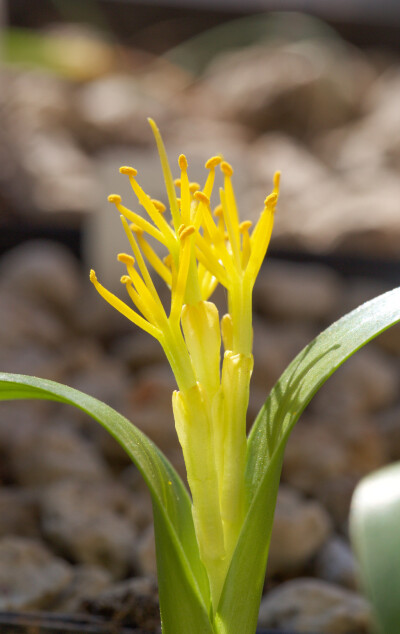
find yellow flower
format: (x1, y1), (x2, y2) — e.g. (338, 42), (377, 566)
(90, 119), (279, 607)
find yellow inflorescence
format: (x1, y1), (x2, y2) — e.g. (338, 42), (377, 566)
(90, 119), (280, 607)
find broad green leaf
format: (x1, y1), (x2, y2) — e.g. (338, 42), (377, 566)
(0, 374), (212, 632)
(350, 462), (400, 634)
(216, 287), (400, 634)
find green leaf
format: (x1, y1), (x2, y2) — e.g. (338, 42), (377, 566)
(216, 287), (400, 634)
(0, 374), (212, 633)
(350, 461), (400, 634)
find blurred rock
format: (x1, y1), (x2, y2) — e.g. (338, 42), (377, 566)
(4, 70), (72, 130)
(119, 479), (154, 531)
(253, 259), (343, 323)
(0, 536), (72, 610)
(311, 348), (398, 416)
(0, 240), (82, 316)
(23, 130), (99, 215)
(267, 485), (332, 578)
(110, 333), (166, 371)
(127, 364), (178, 453)
(203, 40), (372, 135)
(0, 288), (67, 347)
(81, 576), (160, 631)
(52, 564), (112, 613)
(75, 75), (172, 147)
(258, 578), (371, 633)
(250, 131), (335, 199)
(374, 405), (400, 461)
(313, 536), (358, 589)
(0, 488), (40, 538)
(136, 524), (157, 578)
(376, 323), (400, 356)
(250, 318), (317, 403)
(40, 480), (138, 578)
(10, 423), (110, 487)
(282, 415), (386, 523)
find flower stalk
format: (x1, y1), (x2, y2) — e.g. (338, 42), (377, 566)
(90, 119), (280, 610)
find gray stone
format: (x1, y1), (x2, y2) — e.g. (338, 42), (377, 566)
(136, 524), (157, 578)
(283, 415), (386, 493)
(0, 536), (72, 610)
(0, 240), (81, 315)
(127, 364), (179, 454)
(311, 348), (398, 416)
(0, 287), (67, 347)
(52, 564), (112, 613)
(0, 488), (40, 538)
(374, 405), (400, 461)
(250, 318), (317, 402)
(253, 260), (343, 323)
(11, 423), (110, 486)
(81, 576), (160, 631)
(75, 74), (172, 147)
(314, 537), (358, 589)
(283, 415), (386, 526)
(203, 38), (370, 134)
(267, 486), (332, 578)
(110, 333), (167, 371)
(40, 480), (138, 578)
(258, 578), (371, 633)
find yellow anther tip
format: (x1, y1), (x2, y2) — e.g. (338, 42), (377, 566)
(119, 166), (137, 176)
(220, 161), (233, 177)
(194, 191), (210, 205)
(130, 223), (143, 236)
(178, 154), (188, 171)
(164, 254), (173, 267)
(108, 194), (121, 204)
(205, 156), (222, 170)
(174, 178), (181, 187)
(151, 199), (166, 213)
(89, 269), (97, 283)
(274, 171), (281, 188)
(239, 220), (253, 233)
(179, 224), (196, 241)
(120, 275), (131, 284)
(189, 182), (200, 193)
(118, 253), (135, 266)
(264, 192), (278, 207)
(214, 204), (223, 217)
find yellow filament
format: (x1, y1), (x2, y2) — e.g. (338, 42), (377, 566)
(195, 233), (229, 287)
(179, 154), (191, 225)
(124, 174), (176, 252)
(246, 189), (278, 284)
(120, 216), (166, 313)
(133, 229), (172, 286)
(214, 204), (225, 233)
(170, 230), (193, 323)
(120, 271), (157, 324)
(89, 270), (160, 338)
(220, 188), (242, 272)
(120, 254), (167, 326)
(148, 118), (181, 231)
(240, 220), (252, 269)
(108, 195), (166, 246)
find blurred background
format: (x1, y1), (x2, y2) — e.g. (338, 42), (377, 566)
(0, 1), (400, 632)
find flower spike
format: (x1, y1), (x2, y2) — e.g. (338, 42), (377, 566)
(90, 120), (279, 609)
